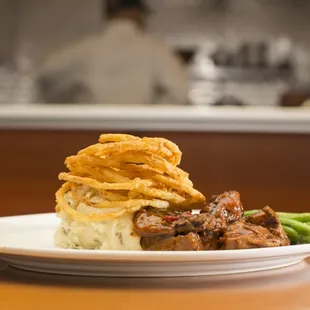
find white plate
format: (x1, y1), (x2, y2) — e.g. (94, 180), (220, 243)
(0, 213), (310, 277)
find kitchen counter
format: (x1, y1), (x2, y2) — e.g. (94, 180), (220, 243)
(0, 104), (310, 133)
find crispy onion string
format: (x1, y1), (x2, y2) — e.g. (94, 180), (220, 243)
(56, 134), (206, 222)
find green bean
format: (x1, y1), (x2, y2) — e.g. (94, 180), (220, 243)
(245, 211), (310, 222)
(298, 235), (310, 244)
(279, 217), (310, 236)
(283, 225), (299, 243)
(276, 212), (310, 223)
(243, 210), (259, 217)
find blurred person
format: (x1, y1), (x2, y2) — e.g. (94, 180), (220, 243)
(37, 0), (188, 105)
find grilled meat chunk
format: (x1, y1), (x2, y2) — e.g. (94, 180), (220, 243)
(134, 207), (175, 237)
(202, 190), (244, 233)
(134, 206), (221, 251)
(141, 231), (219, 251)
(199, 230), (219, 250)
(133, 191), (289, 251)
(221, 219), (286, 249)
(173, 213), (210, 234)
(134, 191), (243, 238)
(134, 207), (210, 237)
(141, 232), (204, 251)
(245, 206), (290, 246)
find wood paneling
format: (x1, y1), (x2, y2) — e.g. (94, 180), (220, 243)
(1, 130), (309, 216)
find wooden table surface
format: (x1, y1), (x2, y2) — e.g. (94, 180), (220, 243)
(1, 259), (310, 310)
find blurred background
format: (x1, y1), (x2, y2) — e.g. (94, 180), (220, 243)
(1, 0), (310, 216)
(1, 0), (310, 106)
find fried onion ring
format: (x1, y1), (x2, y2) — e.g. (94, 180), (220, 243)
(55, 134), (206, 222)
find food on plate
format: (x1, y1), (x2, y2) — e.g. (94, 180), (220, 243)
(223, 206), (290, 249)
(134, 191), (242, 250)
(134, 193), (290, 250)
(244, 210), (310, 245)
(54, 132), (300, 251)
(54, 133), (205, 250)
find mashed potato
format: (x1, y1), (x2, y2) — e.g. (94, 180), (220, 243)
(54, 191), (142, 250)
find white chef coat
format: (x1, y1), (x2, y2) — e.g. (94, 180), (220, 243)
(39, 20), (188, 105)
